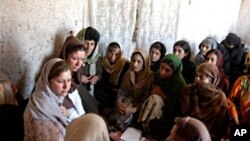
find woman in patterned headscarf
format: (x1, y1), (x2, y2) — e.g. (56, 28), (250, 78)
(24, 58), (71, 141)
(180, 62), (229, 141)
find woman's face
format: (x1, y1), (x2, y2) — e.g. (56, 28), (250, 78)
(131, 54), (144, 73)
(84, 40), (95, 56)
(66, 51), (86, 72)
(195, 71), (211, 84)
(107, 48), (121, 64)
(173, 46), (186, 59)
(159, 62), (173, 79)
(150, 48), (161, 62)
(49, 70), (72, 97)
(200, 43), (212, 55)
(206, 53), (217, 65)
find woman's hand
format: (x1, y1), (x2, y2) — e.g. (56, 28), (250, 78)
(88, 75), (99, 85)
(152, 86), (166, 100)
(81, 75), (90, 84)
(59, 105), (68, 117)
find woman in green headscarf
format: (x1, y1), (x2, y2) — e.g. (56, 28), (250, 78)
(137, 54), (186, 140)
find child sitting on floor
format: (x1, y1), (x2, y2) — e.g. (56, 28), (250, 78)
(106, 89), (137, 132)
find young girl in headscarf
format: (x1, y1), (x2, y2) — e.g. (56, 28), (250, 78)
(173, 40), (196, 84)
(180, 62), (229, 141)
(138, 54), (186, 140)
(194, 37), (218, 66)
(76, 26), (102, 113)
(205, 49), (230, 95)
(120, 48), (154, 108)
(149, 41), (166, 73)
(24, 59), (71, 141)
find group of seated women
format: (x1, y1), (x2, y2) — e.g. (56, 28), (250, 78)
(1, 27), (250, 141)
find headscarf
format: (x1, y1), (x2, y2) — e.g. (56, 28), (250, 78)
(60, 35), (85, 61)
(76, 27), (101, 95)
(102, 42), (129, 85)
(197, 63), (219, 84)
(60, 35), (85, 91)
(155, 54), (186, 96)
(199, 37), (218, 50)
(167, 116), (211, 141)
(24, 58), (68, 135)
(224, 33), (241, 48)
(121, 48), (153, 105)
(65, 114), (110, 141)
(211, 49), (230, 94)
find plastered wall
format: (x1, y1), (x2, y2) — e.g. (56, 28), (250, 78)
(1, 0), (250, 98)
(0, 0), (84, 98)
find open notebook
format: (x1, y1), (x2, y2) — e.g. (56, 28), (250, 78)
(120, 127), (142, 141)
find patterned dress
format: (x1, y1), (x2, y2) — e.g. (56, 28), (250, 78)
(228, 75), (250, 125)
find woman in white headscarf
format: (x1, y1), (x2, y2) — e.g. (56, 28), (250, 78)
(23, 58), (71, 141)
(76, 27), (101, 113)
(65, 113), (110, 141)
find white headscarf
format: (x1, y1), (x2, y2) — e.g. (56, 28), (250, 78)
(76, 27), (100, 96)
(24, 58), (68, 135)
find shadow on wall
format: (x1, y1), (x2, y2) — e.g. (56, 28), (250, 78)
(0, 39), (25, 96)
(26, 29), (67, 97)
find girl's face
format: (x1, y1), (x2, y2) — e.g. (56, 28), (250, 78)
(200, 43), (212, 55)
(66, 51), (86, 72)
(150, 48), (161, 62)
(173, 46), (186, 59)
(49, 70), (72, 97)
(206, 53), (217, 65)
(195, 71), (211, 84)
(159, 62), (173, 79)
(107, 48), (121, 64)
(131, 54), (144, 73)
(84, 40), (95, 56)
